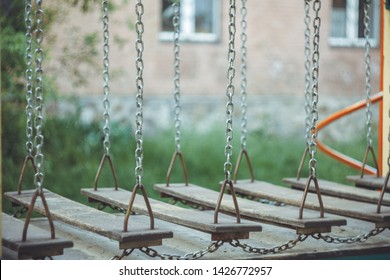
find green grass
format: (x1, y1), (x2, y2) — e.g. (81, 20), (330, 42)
(2, 105), (377, 215)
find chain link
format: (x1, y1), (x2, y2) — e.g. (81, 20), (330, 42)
(172, 1), (182, 153)
(111, 249), (134, 260)
(363, 0), (373, 148)
(308, 0), (321, 177)
(102, 0), (111, 155)
(229, 234), (308, 255)
(224, 0), (237, 180)
(312, 227), (389, 244)
(134, 0), (145, 185)
(34, 0), (45, 194)
(304, 0), (312, 148)
(239, 0), (248, 150)
(25, 0), (34, 156)
(138, 240), (225, 260)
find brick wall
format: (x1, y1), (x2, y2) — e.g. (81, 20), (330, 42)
(47, 0), (381, 99)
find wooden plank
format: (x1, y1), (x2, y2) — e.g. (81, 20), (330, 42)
(4, 190), (173, 249)
(346, 175), (390, 192)
(81, 188), (262, 241)
(153, 183), (347, 233)
(2, 213), (73, 259)
(233, 179), (390, 225)
(283, 177), (390, 205)
(15, 214), (390, 260)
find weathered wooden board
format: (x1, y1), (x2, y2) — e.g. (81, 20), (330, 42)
(2, 213), (73, 259)
(4, 190), (173, 249)
(283, 177), (390, 206)
(4, 214), (389, 260)
(81, 188), (262, 241)
(153, 183), (347, 233)
(233, 179), (390, 225)
(346, 175), (389, 192)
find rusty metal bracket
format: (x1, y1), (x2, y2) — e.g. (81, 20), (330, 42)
(233, 148), (255, 183)
(94, 153), (119, 191)
(166, 151), (189, 186)
(299, 175), (324, 219)
(22, 189), (55, 241)
(214, 179), (241, 224)
(17, 155), (37, 194)
(377, 171), (390, 213)
(123, 183), (155, 231)
(360, 145), (380, 178)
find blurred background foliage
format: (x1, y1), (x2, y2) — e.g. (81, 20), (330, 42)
(1, 0), (371, 216)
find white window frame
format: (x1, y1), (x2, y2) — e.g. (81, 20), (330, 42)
(159, 0), (220, 43)
(329, 0), (380, 47)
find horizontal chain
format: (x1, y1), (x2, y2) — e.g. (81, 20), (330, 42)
(169, 197), (210, 211)
(229, 234), (308, 255)
(111, 249), (134, 260)
(110, 227), (389, 259)
(311, 227), (389, 244)
(138, 241), (225, 260)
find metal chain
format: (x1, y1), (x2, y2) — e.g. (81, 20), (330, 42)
(239, 0), (248, 150)
(134, 0), (145, 185)
(102, 0), (111, 155)
(111, 249), (134, 260)
(169, 197), (210, 211)
(138, 240), (225, 260)
(304, 0), (312, 148)
(312, 227), (389, 244)
(224, 0), (237, 180)
(33, 0), (45, 194)
(363, 0), (373, 148)
(172, 1), (182, 153)
(25, 0), (34, 156)
(229, 234), (308, 255)
(308, 0), (321, 177)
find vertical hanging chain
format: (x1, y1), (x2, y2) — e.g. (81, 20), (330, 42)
(34, 0), (45, 194)
(102, 0), (111, 155)
(308, 0), (321, 177)
(363, 0), (372, 148)
(25, 0), (34, 156)
(304, 0), (312, 148)
(172, 1), (181, 153)
(224, 0), (236, 180)
(134, 0), (145, 185)
(295, 0), (312, 180)
(239, 0), (248, 151)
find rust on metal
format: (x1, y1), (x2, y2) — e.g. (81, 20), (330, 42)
(17, 155), (37, 194)
(166, 151), (189, 186)
(214, 179), (241, 224)
(22, 189), (55, 241)
(94, 153), (118, 191)
(123, 183), (155, 231)
(233, 148), (254, 183)
(299, 175), (324, 219)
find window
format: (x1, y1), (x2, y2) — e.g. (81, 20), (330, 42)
(329, 0), (380, 47)
(160, 0), (220, 42)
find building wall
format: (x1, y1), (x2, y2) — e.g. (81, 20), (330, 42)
(48, 0), (381, 99)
